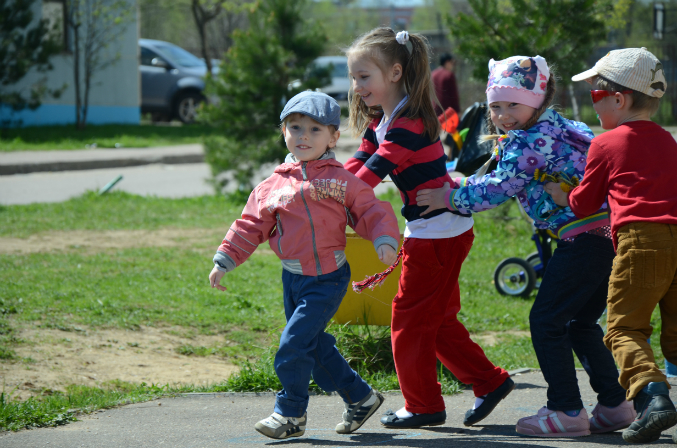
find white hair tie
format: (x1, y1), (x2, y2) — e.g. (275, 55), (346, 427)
(396, 31), (409, 45)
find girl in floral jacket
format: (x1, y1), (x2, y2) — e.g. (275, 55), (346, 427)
(417, 55), (634, 438)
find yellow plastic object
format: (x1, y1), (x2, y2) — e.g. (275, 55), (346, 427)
(451, 130), (463, 151)
(332, 232), (403, 326)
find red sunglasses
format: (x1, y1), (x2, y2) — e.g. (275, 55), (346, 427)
(590, 89), (633, 103)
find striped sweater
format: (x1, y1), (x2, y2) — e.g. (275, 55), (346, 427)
(344, 115), (467, 222)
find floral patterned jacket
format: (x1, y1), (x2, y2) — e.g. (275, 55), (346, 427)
(446, 109), (609, 239)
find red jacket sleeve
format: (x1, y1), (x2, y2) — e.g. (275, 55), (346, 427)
(345, 175), (400, 250)
(568, 140), (611, 219)
(216, 184), (276, 268)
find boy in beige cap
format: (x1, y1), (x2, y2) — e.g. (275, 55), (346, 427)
(546, 47), (677, 444)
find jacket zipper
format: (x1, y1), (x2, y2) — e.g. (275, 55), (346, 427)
(300, 161), (322, 275)
(276, 214), (283, 254)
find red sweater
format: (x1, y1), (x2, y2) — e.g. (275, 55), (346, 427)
(568, 121), (677, 247)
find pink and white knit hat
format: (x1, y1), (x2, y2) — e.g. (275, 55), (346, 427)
(486, 55), (550, 108)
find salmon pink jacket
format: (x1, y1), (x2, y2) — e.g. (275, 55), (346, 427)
(213, 153), (400, 277)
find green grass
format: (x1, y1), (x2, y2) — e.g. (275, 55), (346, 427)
(0, 381), (212, 431)
(0, 124), (221, 151)
(484, 335), (539, 371)
(0, 191), (242, 238)
(0, 248), (285, 351)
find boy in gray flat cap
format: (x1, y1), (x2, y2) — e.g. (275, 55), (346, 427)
(209, 91), (400, 440)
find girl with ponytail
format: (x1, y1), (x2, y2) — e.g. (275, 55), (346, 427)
(344, 27), (513, 429)
(417, 55), (633, 437)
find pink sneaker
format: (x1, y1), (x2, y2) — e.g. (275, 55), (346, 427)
(516, 406), (590, 437)
(589, 400), (635, 433)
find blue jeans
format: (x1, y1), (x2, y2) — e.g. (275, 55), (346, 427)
(530, 233), (627, 411)
(274, 263), (371, 417)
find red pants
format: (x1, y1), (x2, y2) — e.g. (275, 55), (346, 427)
(392, 229), (509, 414)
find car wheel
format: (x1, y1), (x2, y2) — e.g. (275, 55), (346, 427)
(175, 92), (203, 124)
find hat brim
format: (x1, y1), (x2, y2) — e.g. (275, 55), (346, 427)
(571, 68), (598, 82)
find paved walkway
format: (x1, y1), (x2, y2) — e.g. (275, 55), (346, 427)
(0, 138), (364, 175)
(2, 370), (676, 447)
(0, 139), (394, 205)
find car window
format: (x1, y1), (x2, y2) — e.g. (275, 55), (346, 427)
(309, 60), (348, 79)
(329, 62), (348, 78)
(154, 43), (204, 68)
(141, 47), (162, 66)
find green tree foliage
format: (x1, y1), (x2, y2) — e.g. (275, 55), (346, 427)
(606, 0), (665, 48)
(200, 0), (329, 192)
(0, 0), (62, 111)
(446, 0), (612, 83)
(307, 1), (381, 51)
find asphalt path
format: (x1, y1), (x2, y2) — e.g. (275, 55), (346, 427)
(0, 149), (395, 206)
(2, 370), (676, 447)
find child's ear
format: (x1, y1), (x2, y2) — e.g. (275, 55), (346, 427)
(390, 63), (403, 83)
(328, 130), (340, 148)
(615, 92), (630, 110)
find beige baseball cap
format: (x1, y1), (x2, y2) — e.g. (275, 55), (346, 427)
(572, 47), (667, 98)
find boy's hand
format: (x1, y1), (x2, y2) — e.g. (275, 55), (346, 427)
(416, 182), (451, 216)
(544, 182), (570, 207)
(377, 244), (397, 266)
(209, 266), (227, 291)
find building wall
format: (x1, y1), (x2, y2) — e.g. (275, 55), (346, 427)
(0, 0), (140, 127)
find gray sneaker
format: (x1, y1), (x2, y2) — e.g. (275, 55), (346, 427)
(254, 412), (306, 439)
(336, 390), (385, 434)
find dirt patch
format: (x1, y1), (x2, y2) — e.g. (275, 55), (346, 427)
(0, 325), (241, 401)
(471, 330), (531, 346)
(0, 228), (276, 256)
(0, 228), (220, 254)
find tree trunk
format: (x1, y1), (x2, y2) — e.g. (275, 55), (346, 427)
(567, 83), (581, 122)
(191, 0), (222, 75)
(191, 1), (212, 74)
(73, 24), (82, 129)
(83, 44), (91, 129)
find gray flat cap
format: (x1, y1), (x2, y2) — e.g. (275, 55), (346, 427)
(280, 91), (341, 127)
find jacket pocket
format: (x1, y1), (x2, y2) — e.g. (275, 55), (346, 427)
(629, 248), (671, 289)
(276, 214), (284, 255)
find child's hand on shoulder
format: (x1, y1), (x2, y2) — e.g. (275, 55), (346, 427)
(544, 182), (570, 207)
(416, 182), (451, 215)
(377, 244), (397, 266)
(209, 266), (227, 291)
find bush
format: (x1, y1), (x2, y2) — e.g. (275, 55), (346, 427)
(200, 0), (331, 192)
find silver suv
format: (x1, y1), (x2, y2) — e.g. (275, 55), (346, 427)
(309, 56), (349, 104)
(139, 39), (218, 123)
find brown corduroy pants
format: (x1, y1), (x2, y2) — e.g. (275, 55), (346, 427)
(604, 222), (677, 399)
